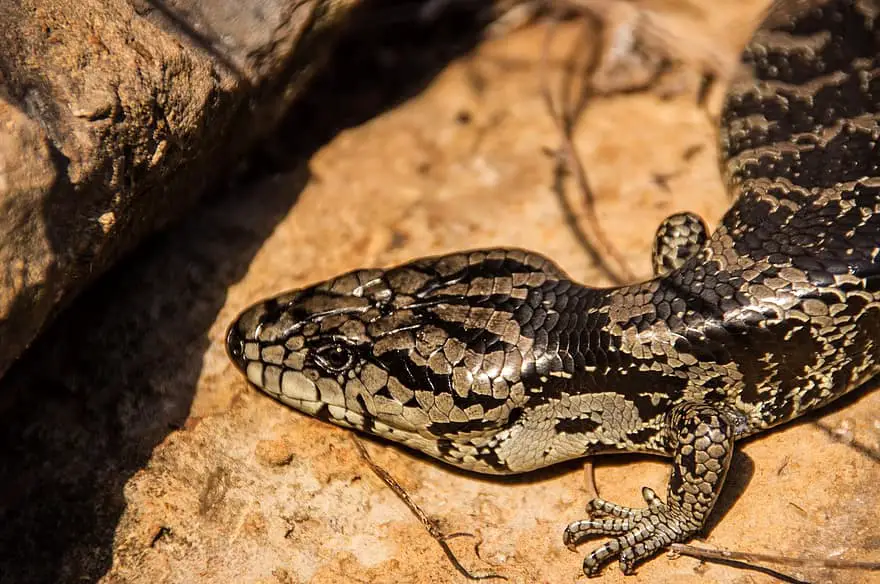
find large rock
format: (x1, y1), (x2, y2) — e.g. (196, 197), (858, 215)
(0, 0), (356, 380)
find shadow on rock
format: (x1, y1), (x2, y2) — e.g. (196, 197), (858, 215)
(0, 167), (306, 583)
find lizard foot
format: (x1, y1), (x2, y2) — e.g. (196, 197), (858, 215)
(563, 486), (699, 577)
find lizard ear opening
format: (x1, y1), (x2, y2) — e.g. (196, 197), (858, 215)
(508, 407), (524, 426)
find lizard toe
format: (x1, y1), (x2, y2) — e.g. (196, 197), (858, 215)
(569, 488), (701, 576)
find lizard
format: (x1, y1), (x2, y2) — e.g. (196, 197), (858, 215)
(226, 0), (880, 576)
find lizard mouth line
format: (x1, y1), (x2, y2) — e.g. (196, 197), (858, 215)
(257, 379), (448, 452)
(246, 367), (420, 437)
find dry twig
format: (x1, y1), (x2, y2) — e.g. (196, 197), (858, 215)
(352, 436), (506, 581)
(539, 14), (636, 285)
(672, 542), (880, 583)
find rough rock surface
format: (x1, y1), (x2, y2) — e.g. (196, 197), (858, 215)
(1, 1), (877, 583)
(0, 0), (357, 381)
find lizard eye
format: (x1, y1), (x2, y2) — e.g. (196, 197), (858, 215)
(314, 343), (355, 372)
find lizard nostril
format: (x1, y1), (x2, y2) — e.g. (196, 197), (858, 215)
(226, 324), (246, 368)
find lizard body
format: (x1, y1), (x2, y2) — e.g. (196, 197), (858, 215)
(227, 0), (880, 575)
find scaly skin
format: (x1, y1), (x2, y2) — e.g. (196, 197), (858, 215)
(227, 0), (880, 576)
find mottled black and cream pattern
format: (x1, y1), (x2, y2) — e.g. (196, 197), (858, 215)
(227, 0), (880, 576)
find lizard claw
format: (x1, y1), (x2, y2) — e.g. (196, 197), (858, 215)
(563, 487), (699, 576)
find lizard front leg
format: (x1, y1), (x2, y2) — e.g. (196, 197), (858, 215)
(651, 212), (708, 276)
(564, 402), (737, 576)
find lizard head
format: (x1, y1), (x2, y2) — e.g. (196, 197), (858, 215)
(227, 249), (585, 473)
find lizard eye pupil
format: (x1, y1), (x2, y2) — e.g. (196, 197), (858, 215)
(315, 344), (354, 372)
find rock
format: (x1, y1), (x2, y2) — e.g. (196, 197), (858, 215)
(0, 0), (357, 380)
